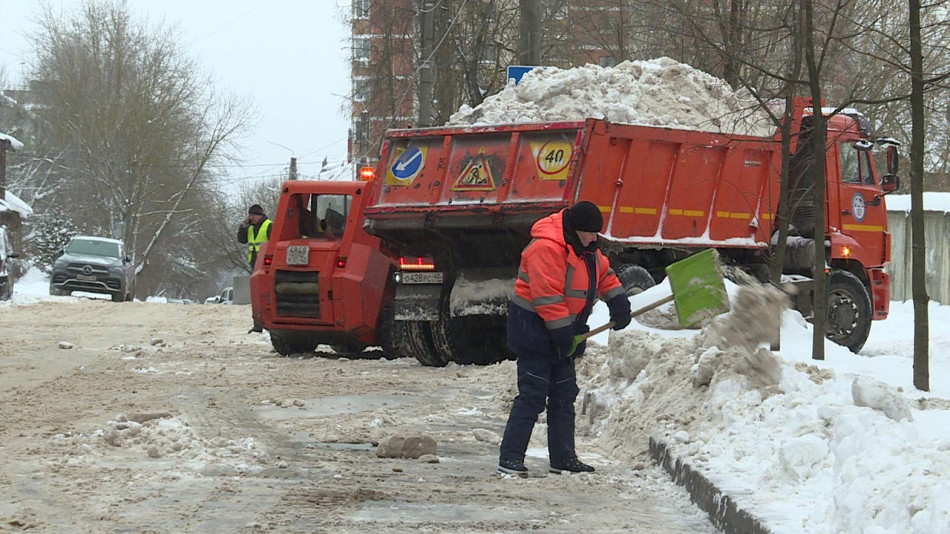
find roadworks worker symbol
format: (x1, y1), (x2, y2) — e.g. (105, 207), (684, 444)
(453, 154), (496, 191)
(532, 139), (573, 181)
(386, 145), (428, 186)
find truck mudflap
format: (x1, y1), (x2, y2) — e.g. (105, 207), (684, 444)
(448, 271), (514, 317)
(868, 268), (890, 319)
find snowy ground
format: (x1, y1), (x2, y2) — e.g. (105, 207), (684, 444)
(3, 268), (949, 533)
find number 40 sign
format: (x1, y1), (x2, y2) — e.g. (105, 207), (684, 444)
(532, 140), (573, 181)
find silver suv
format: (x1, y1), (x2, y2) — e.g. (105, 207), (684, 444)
(49, 236), (135, 302)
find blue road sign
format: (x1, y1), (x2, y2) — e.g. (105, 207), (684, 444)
(391, 146), (424, 179)
(507, 65), (537, 85)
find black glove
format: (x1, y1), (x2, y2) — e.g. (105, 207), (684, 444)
(607, 294), (632, 331)
(550, 325), (575, 359)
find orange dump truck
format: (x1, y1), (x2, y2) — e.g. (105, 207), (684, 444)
(249, 180), (398, 357)
(363, 98), (899, 365)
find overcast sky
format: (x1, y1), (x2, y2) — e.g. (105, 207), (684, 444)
(0, 0), (352, 188)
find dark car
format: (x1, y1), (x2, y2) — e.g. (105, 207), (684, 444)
(49, 236), (135, 302)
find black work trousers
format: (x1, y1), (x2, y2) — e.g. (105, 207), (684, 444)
(499, 348), (580, 464)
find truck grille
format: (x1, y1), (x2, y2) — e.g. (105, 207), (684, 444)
(274, 270), (320, 317)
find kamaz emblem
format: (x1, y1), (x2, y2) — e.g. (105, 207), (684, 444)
(852, 192), (866, 222)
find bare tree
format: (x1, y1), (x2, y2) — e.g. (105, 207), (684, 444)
(908, 0), (929, 390)
(25, 0), (251, 297)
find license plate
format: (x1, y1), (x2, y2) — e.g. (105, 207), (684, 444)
(286, 246), (310, 266)
(401, 271), (445, 284)
(76, 274), (96, 281)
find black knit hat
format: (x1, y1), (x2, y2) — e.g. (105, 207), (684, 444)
(248, 204), (265, 216)
(567, 201), (603, 232)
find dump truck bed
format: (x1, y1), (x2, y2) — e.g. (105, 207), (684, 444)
(365, 119), (780, 249)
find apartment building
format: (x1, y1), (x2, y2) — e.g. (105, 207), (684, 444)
(349, 0), (626, 166)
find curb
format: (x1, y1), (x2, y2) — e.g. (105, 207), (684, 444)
(649, 437), (772, 534)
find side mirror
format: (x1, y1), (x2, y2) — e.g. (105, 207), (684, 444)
(882, 174), (900, 193)
(124, 256), (132, 263)
(8, 252), (19, 259)
(881, 145), (900, 193)
(886, 145), (899, 175)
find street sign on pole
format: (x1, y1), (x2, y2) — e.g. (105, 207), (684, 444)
(507, 65), (538, 85)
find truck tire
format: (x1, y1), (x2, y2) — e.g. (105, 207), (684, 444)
(270, 334), (318, 357)
(431, 308), (511, 365)
(616, 264), (656, 295)
(826, 269), (872, 353)
(377, 305), (403, 360)
(390, 319), (446, 367)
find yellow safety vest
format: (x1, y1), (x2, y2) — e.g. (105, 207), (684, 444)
(247, 219), (272, 263)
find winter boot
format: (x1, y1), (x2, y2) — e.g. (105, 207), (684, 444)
(549, 457), (595, 474)
(497, 457), (528, 476)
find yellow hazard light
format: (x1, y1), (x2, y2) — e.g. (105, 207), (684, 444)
(360, 166), (375, 180)
(841, 245), (852, 257)
(400, 256), (436, 271)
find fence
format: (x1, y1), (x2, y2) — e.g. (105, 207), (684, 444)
(886, 196), (950, 303)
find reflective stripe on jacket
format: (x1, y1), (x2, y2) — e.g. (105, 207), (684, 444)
(246, 219), (272, 262)
(511, 209), (625, 332)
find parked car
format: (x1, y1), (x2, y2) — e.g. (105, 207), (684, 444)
(49, 235), (135, 302)
(204, 287), (233, 305)
(0, 225), (19, 301)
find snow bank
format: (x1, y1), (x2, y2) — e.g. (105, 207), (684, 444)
(580, 282), (950, 533)
(447, 57), (775, 137)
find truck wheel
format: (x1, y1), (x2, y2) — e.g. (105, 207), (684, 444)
(403, 321), (447, 367)
(826, 269), (872, 353)
(270, 334), (318, 357)
(431, 307), (511, 366)
(376, 305), (402, 360)
(616, 264), (655, 295)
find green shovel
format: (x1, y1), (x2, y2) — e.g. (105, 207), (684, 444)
(569, 248), (731, 355)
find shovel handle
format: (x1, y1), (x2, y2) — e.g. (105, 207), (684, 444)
(575, 293), (676, 344)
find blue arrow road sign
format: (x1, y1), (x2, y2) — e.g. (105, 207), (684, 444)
(391, 146), (424, 179)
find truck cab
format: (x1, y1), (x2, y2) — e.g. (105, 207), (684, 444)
(250, 180), (396, 356)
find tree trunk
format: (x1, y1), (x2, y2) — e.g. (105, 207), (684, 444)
(909, 0), (929, 391)
(518, 0), (541, 65)
(804, 0), (827, 361)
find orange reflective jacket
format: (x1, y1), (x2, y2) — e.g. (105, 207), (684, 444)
(511, 209), (625, 331)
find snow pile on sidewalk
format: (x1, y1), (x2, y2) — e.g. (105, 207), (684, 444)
(579, 282), (950, 534)
(447, 57), (774, 137)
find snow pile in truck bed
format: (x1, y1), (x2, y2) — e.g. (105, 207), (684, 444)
(447, 57), (775, 137)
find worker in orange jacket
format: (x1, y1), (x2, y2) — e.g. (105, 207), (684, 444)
(498, 201), (631, 476)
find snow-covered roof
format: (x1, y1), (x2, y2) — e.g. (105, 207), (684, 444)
(0, 189), (33, 219)
(0, 132), (24, 151)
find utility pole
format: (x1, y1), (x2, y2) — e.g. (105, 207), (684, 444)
(518, 0), (542, 66)
(417, 0), (436, 127)
(290, 157), (298, 180)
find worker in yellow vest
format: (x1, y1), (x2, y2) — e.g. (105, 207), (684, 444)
(237, 204), (272, 333)
(238, 204), (272, 268)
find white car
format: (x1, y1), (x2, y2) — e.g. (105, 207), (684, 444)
(205, 287), (233, 305)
